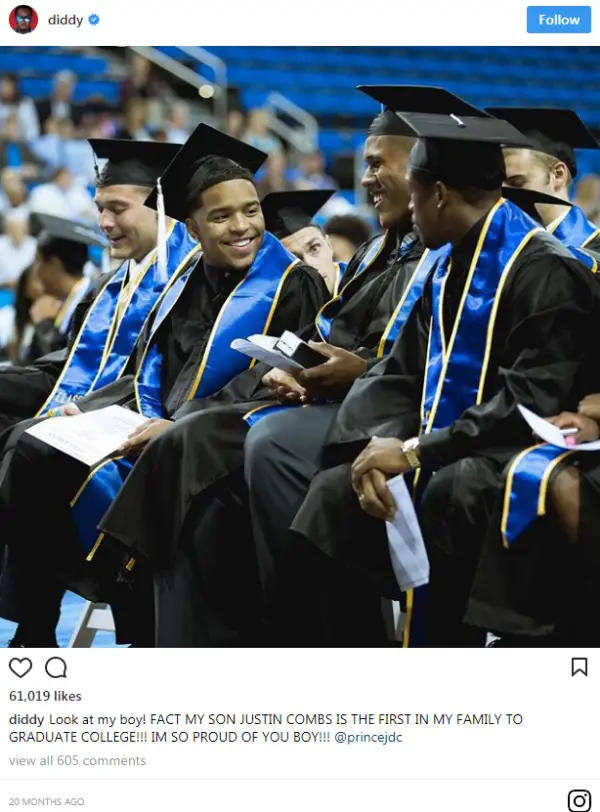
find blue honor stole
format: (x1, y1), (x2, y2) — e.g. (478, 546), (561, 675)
(135, 231), (300, 418)
(500, 443), (575, 548)
(316, 232), (389, 341)
(402, 199), (542, 647)
(37, 221), (199, 416)
(73, 232), (299, 561)
(54, 277), (92, 336)
(376, 247), (446, 359)
(548, 204), (600, 248)
(567, 245), (598, 274)
(333, 261), (347, 296)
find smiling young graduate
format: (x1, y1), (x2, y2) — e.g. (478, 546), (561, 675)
(94, 91), (444, 648)
(486, 106), (600, 251)
(246, 87), (600, 648)
(0, 123), (328, 648)
(0, 139), (197, 434)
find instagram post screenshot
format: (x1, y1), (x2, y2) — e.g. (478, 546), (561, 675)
(0, 4), (598, 809)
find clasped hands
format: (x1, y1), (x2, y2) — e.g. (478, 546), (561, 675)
(351, 436), (415, 522)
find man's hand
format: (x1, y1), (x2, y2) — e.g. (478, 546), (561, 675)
(118, 418), (173, 456)
(30, 295), (62, 325)
(262, 368), (307, 404)
(356, 469), (397, 521)
(578, 393), (600, 422)
(351, 436), (411, 493)
(298, 342), (367, 397)
(48, 403), (81, 418)
(548, 411), (600, 443)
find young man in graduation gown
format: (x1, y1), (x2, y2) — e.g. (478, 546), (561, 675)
(16, 215), (103, 366)
(97, 91), (441, 647)
(487, 107), (600, 252)
(247, 87), (600, 647)
(0, 139), (196, 434)
(1, 124), (327, 648)
(0, 138), (199, 644)
(261, 189), (343, 294)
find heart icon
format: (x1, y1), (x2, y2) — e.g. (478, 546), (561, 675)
(9, 657), (33, 678)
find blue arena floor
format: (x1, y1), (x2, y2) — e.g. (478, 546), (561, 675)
(0, 591), (117, 647)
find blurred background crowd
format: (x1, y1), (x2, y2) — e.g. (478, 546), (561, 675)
(0, 44), (598, 369)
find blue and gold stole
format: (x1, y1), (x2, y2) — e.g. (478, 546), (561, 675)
(54, 277), (92, 336)
(332, 261), (347, 296)
(74, 231), (300, 560)
(37, 220), (199, 416)
(402, 199), (542, 647)
(548, 204), (600, 249)
(375, 247), (446, 359)
(316, 232), (390, 341)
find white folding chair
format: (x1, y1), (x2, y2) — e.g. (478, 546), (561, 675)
(69, 601), (115, 647)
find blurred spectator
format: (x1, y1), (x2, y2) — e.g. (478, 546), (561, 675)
(35, 70), (81, 129)
(0, 213), (37, 289)
(115, 98), (151, 141)
(0, 74), (40, 141)
(0, 169), (30, 222)
(244, 108), (281, 154)
(226, 108), (246, 139)
(324, 214), (373, 263)
(122, 53), (167, 103)
(574, 173), (600, 223)
(293, 149), (337, 190)
(166, 101), (191, 144)
(31, 118), (96, 186)
(256, 152), (295, 196)
(29, 167), (95, 222)
(0, 115), (42, 179)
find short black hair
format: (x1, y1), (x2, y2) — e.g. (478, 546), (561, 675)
(325, 214), (372, 251)
(16, 5), (33, 14)
(187, 156), (255, 215)
(38, 236), (86, 278)
(410, 166), (501, 207)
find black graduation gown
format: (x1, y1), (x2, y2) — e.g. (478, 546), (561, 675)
(0, 258), (326, 636)
(0, 273), (112, 436)
(290, 226), (600, 646)
(97, 232), (425, 646)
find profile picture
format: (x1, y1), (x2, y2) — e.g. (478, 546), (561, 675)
(9, 5), (38, 34)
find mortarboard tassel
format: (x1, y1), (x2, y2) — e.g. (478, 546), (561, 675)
(101, 245), (111, 276)
(156, 177), (168, 284)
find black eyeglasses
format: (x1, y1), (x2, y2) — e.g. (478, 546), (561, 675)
(16, 15), (32, 22)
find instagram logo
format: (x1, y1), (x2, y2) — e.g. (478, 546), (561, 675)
(569, 791), (592, 812)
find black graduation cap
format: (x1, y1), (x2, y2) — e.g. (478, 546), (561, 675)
(501, 186), (573, 223)
(144, 123), (268, 223)
(485, 107), (599, 178)
(360, 86), (530, 192)
(88, 139), (181, 188)
(359, 85), (493, 138)
(35, 213), (106, 248)
(261, 189), (336, 238)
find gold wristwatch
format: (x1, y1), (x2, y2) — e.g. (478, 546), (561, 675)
(402, 437), (421, 470)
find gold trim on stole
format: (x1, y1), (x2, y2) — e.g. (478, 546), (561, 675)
(315, 232), (388, 342)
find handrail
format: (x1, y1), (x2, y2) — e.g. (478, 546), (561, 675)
(172, 46), (228, 124)
(265, 91), (318, 154)
(129, 46), (227, 125)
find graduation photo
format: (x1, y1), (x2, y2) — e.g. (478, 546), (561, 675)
(0, 44), (599, 650)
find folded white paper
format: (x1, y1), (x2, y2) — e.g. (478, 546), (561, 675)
(25, 405), (148, 467)
(385, 474), (430, 591)
(230, 334), (304, 373)
(517, 404), (600, 451)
